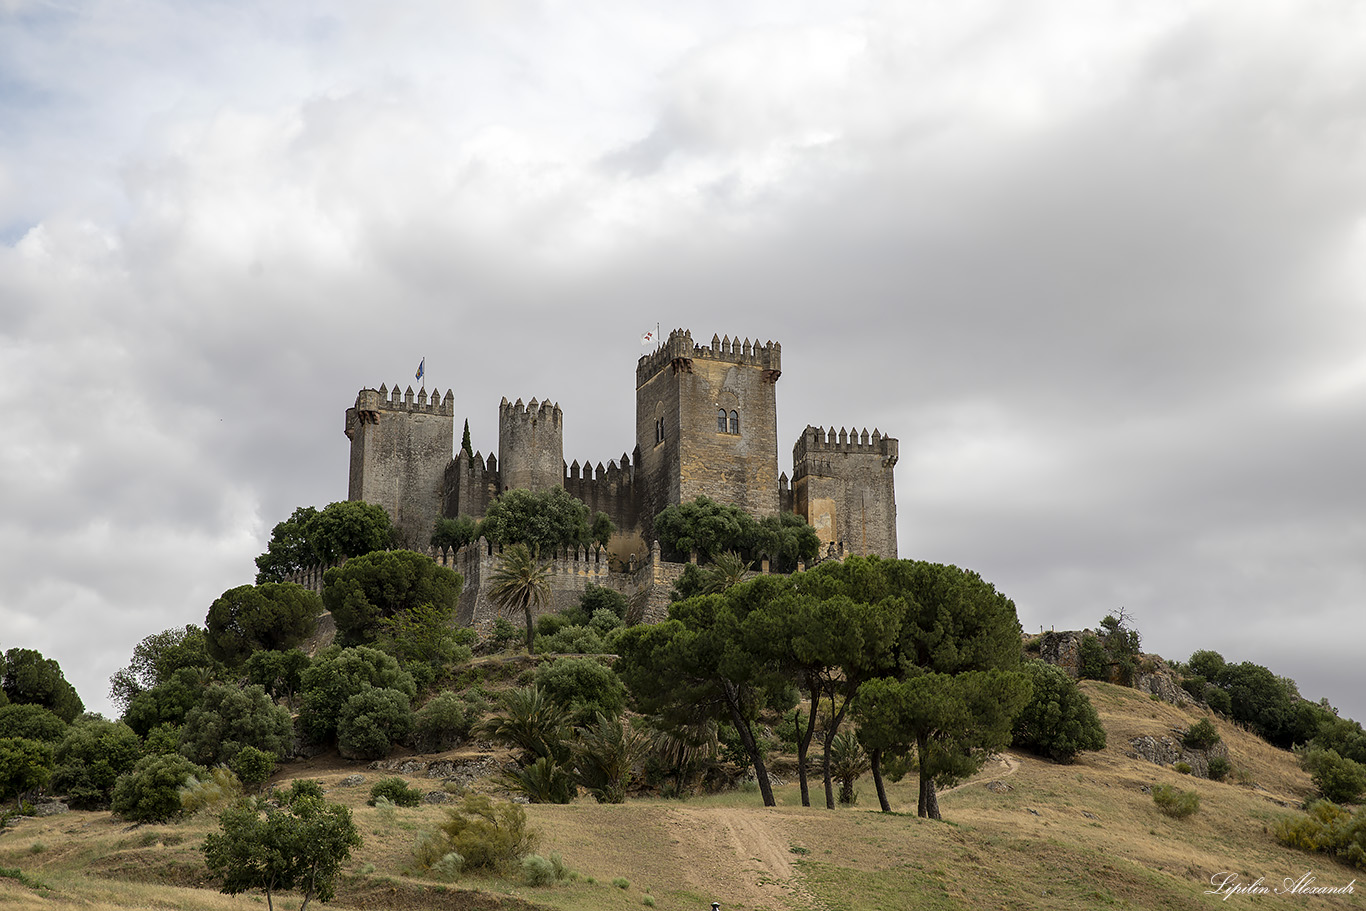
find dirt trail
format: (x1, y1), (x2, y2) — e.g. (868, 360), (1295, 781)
(941, 752), (1020, 795)
(666, 806), (824, 911)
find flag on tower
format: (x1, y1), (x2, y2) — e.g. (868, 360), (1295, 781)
(641, 324), (660, 347)
(415, 357), (425, 383)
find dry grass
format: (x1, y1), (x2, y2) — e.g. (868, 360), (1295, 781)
(0, 681), (1362, 911)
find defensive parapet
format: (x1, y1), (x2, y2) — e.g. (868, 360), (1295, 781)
(442, 449), (500, 519)
(563, 452), (641, 535)
(498, 397), (564, 493)
(792, 425), (898, 558)
(345, 384), (455, 548)
(637, 328), (781, 386)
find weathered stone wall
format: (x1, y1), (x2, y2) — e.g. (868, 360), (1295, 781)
(792, 425), (898, 558)
(345, 385), (455, 549)
(497, 398), (564, 493)
(442, 449), (499, 520)
(563, 455), (642, 538)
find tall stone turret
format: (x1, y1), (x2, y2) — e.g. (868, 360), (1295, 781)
(635, 329), (782, 530)
(497, 397), (564, 493)
(792, 425), (898, 558)
(345, 384), (455, 549)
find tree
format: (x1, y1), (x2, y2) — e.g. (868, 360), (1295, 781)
(1010, 660), (1106, 763)
(571, 713), (649, 804)
(122, 665), (211, 737)
(206, 583), (323, 666)
(298, 647), (416, 744)
(0, 703), (69, 743)
(3, 648), (84, 723)
(590, 512), (615, 550)
(653, 497), (755, 563)
(533, 657), (626, 727)
(479, 488), (594, 553)
(245, 649), (312, 704)
(322, 549), (463, 646)
(204, 782), (362, 911)
(753, 511), (820, 572)
(431, 516), (480, 553)
(375, 602), (475, 688)
(178, 683), (294, 767)
(477, 685), (572, 767)
(829, 731), (870, 806)
(461, 419), (474, 460)
(109, 625), (215, 712)
(487, 543), (551, 654)
(0, 737), (53, 806)
(337, 688), (413, 760)
(255, 501), (395, 584)
(51, 717), (142, 809)
(110, 752), (205, 822)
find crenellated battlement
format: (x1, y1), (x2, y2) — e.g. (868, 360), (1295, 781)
(794, 425), (896, 458)
(353, 385), (455, 417)
(636, 328), (781, 385)
(498, 396), (562, 428)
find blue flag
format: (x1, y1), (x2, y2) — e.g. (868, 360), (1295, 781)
(415, 357), (425, 383)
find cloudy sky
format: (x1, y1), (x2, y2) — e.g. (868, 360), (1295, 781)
(2, 0), (1364, 723)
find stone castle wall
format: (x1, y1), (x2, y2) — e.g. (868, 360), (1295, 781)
(793, 425), (899, 558)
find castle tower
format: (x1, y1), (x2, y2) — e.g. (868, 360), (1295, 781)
(345, 384), (455, 549)
(635, 329), (782, 528)
(792, 425), (898, 558)
(497, 397), (564, 493)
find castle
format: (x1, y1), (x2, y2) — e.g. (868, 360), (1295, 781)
(339, 328), (900, 628)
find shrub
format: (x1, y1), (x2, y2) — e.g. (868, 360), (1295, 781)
(522, 853), (557, 886)
(413, 691), (473, 752)
(613, 877), (630, 889)
(1174, 761), (1192, 775)
(179, 766), (243, 815)
(1274, 800), (1366, 871)
(497, 756), (576, 804)
(51, 718), (141, 809)
(178, 683), (293, 768)
(535, 625), (609, 656)
(1205, 686), (1232, 716)
(533, 657), (626, 727)
(414, 794), (538, 875)
(1010, 661), (1107, 763)
(1300, 748), (1366, 804)
(1207, 756), (1231, 782)
(1152, 784), (1200, 818)
(431, 852), (464, 880)
(489, 618), (523, 652)
(232, 746), (276, 793)
(111, 753), (206, 823)
(1077, 634), (1109, 681)
(299, 646), (416, 744)
(338, 688), (413, 760)
(368, 776), (423, 808)
(0, 704), (68, 744)
(1182, 718), (1221, 751)
(0, 737), (54, 804)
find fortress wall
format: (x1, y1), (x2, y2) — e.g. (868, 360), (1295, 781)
(793, 425), (899, 558)
(498, 398), (563, 493)
(562, 455), (642, 537)
(443, 450), (500, 519)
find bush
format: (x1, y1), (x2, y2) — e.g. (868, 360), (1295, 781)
(1207, 757), (1231, 782)
(1077, 634), (1108, 681)
(412, 794), (538, 875)
(51, 718), (141, 809)
(0, 737), (54, 804)
(413, 691), (473, 752)
(1152, 784), (1200, 818)
(368, 776), (423, 808)
(1205, 686), (1232, 716)
(232, 746), (276, 792)
(111, 753), (206, 823)
(337, 688), (413, 760)
(1174, 761), (1192, 775)
(1300, 748), (1366, 804)
(322, 549), (463, 647)
(0, 704), (68, 744)
(1182, 718), (1221, 751)
(498, 756), (576, 804)
(205, 582), (323, 666)
(179, 766), (243, 815)
(522, 853), (557, 886)
(431, 851), (464, 880)
(534, 657), (626, 727)
(178, 683), (294, 767)
(299, 646), (416, 744)
(1274, 800), (1366, 871)
(1010, 661), (1107, 763)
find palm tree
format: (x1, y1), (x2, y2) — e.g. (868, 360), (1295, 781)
(829, 730), (871, 806)
(487, 543), (551, 654)
(700, 550), (751, 593)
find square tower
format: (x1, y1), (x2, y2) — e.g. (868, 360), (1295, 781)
(635, 330), (782, 530)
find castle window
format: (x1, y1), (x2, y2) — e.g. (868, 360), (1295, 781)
(717, 408), (727, 432)
(655, 417), (665, 445)
(729, 410), (739, 434)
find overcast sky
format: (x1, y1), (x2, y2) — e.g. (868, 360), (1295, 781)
(2, 0), (1363, 724)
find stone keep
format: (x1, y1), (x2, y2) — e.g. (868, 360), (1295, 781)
(345, 328), (899, 558)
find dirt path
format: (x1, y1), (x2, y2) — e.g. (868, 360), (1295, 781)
(666, 807), (825, 911)
(940, 752), (1020, 795)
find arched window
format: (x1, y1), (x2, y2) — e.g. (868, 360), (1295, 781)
(717, 408), (728, 432)
(729, 410), (739, 434)
(655, 417), (665, 444)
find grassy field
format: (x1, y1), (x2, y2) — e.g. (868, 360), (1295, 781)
(1, 680), (1362, 911)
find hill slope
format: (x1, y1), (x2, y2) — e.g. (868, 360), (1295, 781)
(1, 680), (1361, 911)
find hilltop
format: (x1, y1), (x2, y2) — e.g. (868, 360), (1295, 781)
(1, 675), (1361, 911)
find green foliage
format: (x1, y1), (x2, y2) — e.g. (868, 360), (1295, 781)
(1010, 661), (1106, 763)
(110, 753), (206, 823)
(122, 666), (208, 738)
(1097, 611), (1142, 685)
(1077, 634), (1109, 682)
(323, 549), (463, 647)
(653, 496), (756, 563)
(178, 683), (294, 767)
(257, 500), (396, 585)
(752, 510), (821, 572)
(1207, 757), (1231, 782)
(109, 626), (214, 714)
(2, 648), (84, 723)
(1205, 686), (1232, 716)
(431, 851), (464, 880)
(571, 713), (649, 804)
(412, 691), (476, 752)
(205, 582), (323, 666)
(377, 604), (475, 690)
(1312, 714), (1366, 765)
(1174, 761), (1192, 774)
(461, 419), (474, 459)
(1179, 675), (1206, 703)
(479, 685), (572, 765)
(431, 516), (480, 553)
(613, 877), (630, 889)
(0, 704), (68, 743)
(1274, 801), (1366, 871)
(368, 776), (423, 808)
(487, 543), (552, 654)
(579, 584), (629, 622)
(1187, 649), (1227, 680)
(244, 649), (311, 703)
(480, 487), (594, 553)
(1186, 654), (1300, 747)
(534, 657), (626, 727)
(1151, 784), (1200, 818)
(1182, 718), (1221, 751)
(1300, 748), (1366, 804)
(591, 512), (615, 550)
(299, 646), (417, 744)
(337, 687), (413, 760)
(51, 718), (141, 809)
(522, 853), (557, 886)
(829, 731), (869, 806)
(179, 766), (243, 815)
(0, 737), (54, 805)
(488, 618), (524, 652)
(416, 794), (538, 875)
(497, 755), (576, 804)
(203, 784), (362, 909)
(232, 746), (276, 792)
